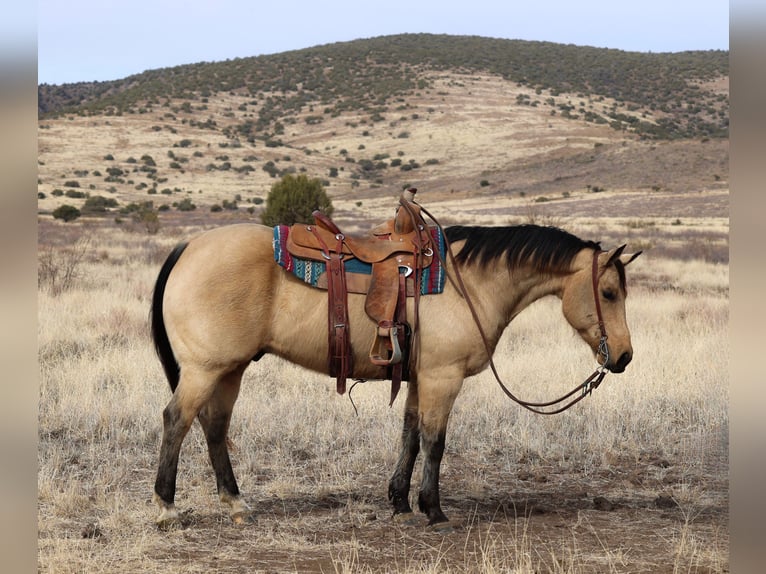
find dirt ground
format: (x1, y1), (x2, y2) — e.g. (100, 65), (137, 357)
(135, 438), (728, 573)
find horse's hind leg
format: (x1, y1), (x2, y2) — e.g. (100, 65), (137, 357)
(388, 380), (420, 517)
(153, 367), (218, 526)
(197, 367), (251, 523)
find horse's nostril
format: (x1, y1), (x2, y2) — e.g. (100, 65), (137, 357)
(617, 351), (632, 370)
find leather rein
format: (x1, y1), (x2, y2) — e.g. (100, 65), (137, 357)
(419, 204), (610, 415)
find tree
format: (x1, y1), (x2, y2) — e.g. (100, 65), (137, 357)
(260, 174), (333, 226)
(52, 204), (81, 222)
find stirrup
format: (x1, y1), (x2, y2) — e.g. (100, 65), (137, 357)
(369, 324), (402, 366)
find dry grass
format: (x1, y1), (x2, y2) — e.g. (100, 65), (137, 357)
(37, 212), (728, 573)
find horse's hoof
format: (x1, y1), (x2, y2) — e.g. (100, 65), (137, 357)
(392, 512), (419, 526)
(427, 520), (455, 534)
(222, 494), (253, 525)
(155, 509), (181, 531)
(154, 496), (181, 530)
(231, 510), (255, 525)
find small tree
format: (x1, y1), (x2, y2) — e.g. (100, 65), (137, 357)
(261, 174), (333, 226)
(52, 204), (81, 222)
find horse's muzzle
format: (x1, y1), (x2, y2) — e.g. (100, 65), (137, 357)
(609, 350), (633, 373)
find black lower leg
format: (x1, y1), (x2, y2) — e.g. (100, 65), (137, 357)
(154, 404), (187, 505)
(200, 412), (240, 499)
(417, 429), (448, 525)
(388, 407), (420, 514)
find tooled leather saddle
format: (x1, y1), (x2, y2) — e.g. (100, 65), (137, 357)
(283, 189), (434, 405)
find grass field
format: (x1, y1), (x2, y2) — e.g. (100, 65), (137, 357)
(37, 206), (728, 572)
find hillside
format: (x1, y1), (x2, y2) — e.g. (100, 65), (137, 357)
(37, 33), (728, 262)
(39, 34), (728, 140)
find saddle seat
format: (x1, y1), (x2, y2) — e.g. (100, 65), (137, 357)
(284, 189), (433, 403)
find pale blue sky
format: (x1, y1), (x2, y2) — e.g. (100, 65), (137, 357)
(36, 0), (730, 85)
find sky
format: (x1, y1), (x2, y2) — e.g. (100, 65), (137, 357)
(33, 0), (731, 85)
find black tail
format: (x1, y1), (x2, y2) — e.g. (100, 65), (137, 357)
(150, 242), (189, 393)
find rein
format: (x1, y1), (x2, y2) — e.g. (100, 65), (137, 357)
(418, 204), (610, 415)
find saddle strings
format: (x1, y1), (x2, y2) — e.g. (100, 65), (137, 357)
(416, 202), (609, 415)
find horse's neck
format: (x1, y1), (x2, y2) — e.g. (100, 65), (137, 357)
(508, 269), (567, 316)
(463, 263), (567, 329)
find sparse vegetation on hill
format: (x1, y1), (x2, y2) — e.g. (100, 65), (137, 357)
(38, 34), (728, 140)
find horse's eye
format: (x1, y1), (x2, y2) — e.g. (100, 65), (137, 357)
(602, 289), (616, 301)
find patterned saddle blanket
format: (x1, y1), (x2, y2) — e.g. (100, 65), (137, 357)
(272, 224), (446, 295)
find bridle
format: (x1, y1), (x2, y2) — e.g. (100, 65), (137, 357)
(419, 205), (611, 415)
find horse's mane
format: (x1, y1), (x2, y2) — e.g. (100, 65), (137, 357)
(445, 224), (602, 275)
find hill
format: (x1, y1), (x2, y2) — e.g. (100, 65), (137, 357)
(37, 33), (728, 263)
(39, 34), (728, 140)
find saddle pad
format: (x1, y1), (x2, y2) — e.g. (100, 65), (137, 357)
(273, 225), (446, 295)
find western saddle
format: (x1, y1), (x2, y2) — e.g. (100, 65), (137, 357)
(285, 189), (434, 404)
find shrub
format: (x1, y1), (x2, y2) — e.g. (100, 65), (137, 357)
(82, 195), (119, 214)
(52, 204), (81, 222)
(132, 206), (160, 234)
(176, 198), (196, 211)
(261, 174), (333, 226)
(38, 233), (90, 293)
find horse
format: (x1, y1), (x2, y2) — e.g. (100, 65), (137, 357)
(150, 221), (641, 527)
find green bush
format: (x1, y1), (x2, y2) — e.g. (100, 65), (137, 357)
(261, 174), (333, 226)
(82, 195), (119, 213)
(52, 204), (81, 222)
(176, 198), (196, 211)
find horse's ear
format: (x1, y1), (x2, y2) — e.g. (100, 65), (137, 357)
(620, 250), (642, 266)
(604, 245), (626, 267)
(604, 245), (641, 268)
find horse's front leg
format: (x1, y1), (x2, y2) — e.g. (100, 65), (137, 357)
(416, 374), (463, 526)
(388, 380), (420, 516)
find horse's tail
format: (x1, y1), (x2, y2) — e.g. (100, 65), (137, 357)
(151, 242), (188, 394)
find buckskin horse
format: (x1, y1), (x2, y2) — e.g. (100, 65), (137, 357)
(150, 201), (641, 527)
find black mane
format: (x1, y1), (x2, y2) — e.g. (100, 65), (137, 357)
(445, 224), (601, 274)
